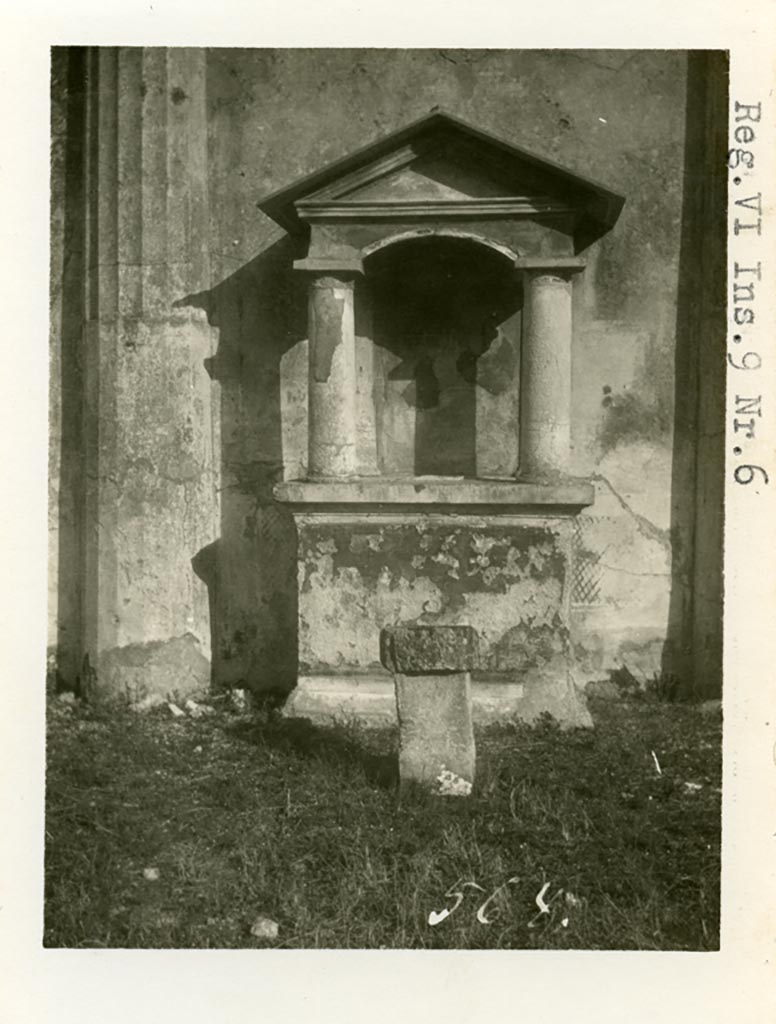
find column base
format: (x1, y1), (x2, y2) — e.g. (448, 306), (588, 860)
(281, 672), (591, 729)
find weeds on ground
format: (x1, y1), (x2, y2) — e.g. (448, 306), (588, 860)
(45, 696), (721, 949)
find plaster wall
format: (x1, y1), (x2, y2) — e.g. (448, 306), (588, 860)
(49, 48), (725, 698)
(296, 516), (572, 677)
(203, 48), (694, 692)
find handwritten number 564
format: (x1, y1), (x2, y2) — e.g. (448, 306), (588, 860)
(428, 877), (521, 927)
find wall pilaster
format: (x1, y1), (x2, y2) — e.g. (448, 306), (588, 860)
(78, 47), (219, 698)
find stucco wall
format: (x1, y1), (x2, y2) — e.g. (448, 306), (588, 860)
(49, 48), (725, 698)
(202, 48), (690, 690)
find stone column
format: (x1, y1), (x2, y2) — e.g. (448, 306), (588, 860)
(295, 258), (362, 478)
(75, 47), (219, 698)
(516, 257), (585, 479)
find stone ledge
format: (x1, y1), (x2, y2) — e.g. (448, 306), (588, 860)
(280, 674), (592, 729)
(380, 625), (479, 674)
(514, 256), (586, 272)
(274, 476), (594, 511)
(293, 256), (364, 275)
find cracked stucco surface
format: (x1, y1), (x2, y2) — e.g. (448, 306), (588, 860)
(297, 519), (572, 680)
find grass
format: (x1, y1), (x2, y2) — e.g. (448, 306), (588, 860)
(44, 694), (721, 950)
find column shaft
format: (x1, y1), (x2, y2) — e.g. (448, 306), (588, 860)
(307, 275), (358, 477)
(520, 271), (574, 478)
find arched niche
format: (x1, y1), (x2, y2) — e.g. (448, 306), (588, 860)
(361, 227), (522, 264)
(365, 235), (523, 478)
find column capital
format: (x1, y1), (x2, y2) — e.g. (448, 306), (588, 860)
(293, 256), (364, 277)
(514, 256), (586, 277)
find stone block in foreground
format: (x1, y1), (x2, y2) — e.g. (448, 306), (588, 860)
(381, 625), (476, 795)
(380, 624), (479, 675)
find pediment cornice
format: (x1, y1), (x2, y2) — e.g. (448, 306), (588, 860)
(258, 110), (624, 246)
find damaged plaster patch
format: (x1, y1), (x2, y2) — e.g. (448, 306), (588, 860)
(591, 473), (669, 549)
(350, 533), (384, 554)
(310, 289), (346, 382)
(435, 768), (473, 797)
(489, 615), (569, 672)
(297, 522), (570, 673)
(598, 387), (671, 453)
(96, 633), (210, 702)
(301, 522), (566, 600)
(475, 334), (518, 395)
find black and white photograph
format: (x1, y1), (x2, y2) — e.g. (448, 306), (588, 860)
(1, 5), (775, 1022)
(45, 45), (726, 951)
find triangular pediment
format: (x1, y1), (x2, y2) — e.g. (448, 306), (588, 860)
(258, 111), (624, 243)
(337, 161), (503, 203)
(321, 150), (524, 204)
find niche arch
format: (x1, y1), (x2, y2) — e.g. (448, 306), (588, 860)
(361, 227), (521, 265)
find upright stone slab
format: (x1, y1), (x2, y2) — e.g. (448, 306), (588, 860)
(381, 625), (477, 795)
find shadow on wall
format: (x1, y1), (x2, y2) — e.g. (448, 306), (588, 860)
(54, 47), (87, 688)
(180, 234), (524, 695)
(368, 236), (523, 478)
(180, 236), (308, 696)
(663, 51), (727, 698)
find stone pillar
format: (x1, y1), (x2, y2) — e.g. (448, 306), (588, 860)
(380, 625), (478, 795)
(295, 259), (362, 478)
(517, 258), (585, 479)
(76, 47), (219, 699)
